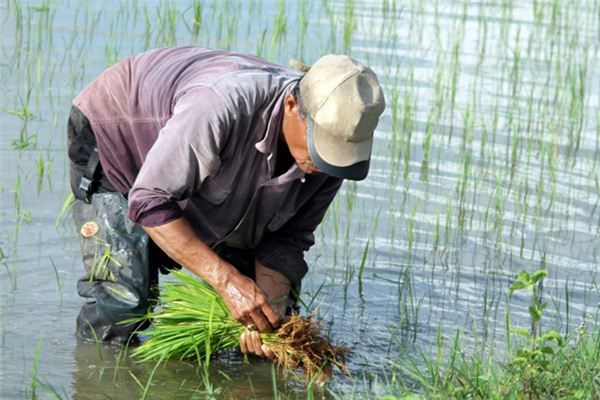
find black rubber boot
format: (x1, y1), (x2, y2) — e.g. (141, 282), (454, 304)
(72, 193), (157, 345)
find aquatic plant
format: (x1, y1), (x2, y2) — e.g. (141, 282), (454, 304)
(128, 269), (348, 382)
(385, 269), (600, 399)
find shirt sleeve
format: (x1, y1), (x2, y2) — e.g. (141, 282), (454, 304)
(128, 87), (233, 227)
(254, 176), (343, 288)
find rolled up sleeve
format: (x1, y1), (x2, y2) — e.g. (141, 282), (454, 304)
(254, 177), (343, 288)
(128, 88), (232, 227)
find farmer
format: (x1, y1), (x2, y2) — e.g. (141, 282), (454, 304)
(68, 46), (385, 357)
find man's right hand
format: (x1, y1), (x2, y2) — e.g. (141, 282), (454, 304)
(143, 217), (280, 333)
(219, 270), (280, 332)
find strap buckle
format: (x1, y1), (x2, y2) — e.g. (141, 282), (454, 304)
(78, 177), (94, 204)
(76, 148), (100, 204)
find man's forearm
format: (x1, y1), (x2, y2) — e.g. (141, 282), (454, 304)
(142, 217), (236, 293)
(142, 217), (280, 331)
(255, 259), (292, 316)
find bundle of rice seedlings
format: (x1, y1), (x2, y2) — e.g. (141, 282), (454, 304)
(128, 270), (349, 382)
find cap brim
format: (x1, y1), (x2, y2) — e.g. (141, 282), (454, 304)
(306, 119), (371, 180)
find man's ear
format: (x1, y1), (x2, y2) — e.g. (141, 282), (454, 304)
(283, 94), (298, 116)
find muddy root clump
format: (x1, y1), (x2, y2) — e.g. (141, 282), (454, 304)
(263, 312), (350, 382)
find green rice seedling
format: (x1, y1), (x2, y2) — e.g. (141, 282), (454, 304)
(139, 6), (149, 50)
(31, 337), (43, 397)
(396, 268), (422, 342)
(255, 28), (268, 58)
(11, 0), (23, 33)
(128, 369), (145, 392)
(446, 38), (462, 144)
(357, 240), (369, 296)
(9, 91), (37, 150)
(36, 151), (45, 195)
(112, 346), (128, 383)
(342, 0), (355, 54)
(86, 320), (104, 362)
(457, 149), (471, 231)
(343, 181), (357, 245)
(223, 15), (237, 50)
(155, 1), (179, 47)
(32, 378), (68, 400)
(141, 354), (165, 400)
(323, 0), (337, 53)
(104, 27), (119, 66)
(54, 193), (74, 228)
(88, 238), (121, 283)
(13, 174), (21, 219)
(2, 262), (17, 291)
(269, 0), (287, 61)
(128, 270), (348, 382)
(196, 362), (221, 399)
(191, 0), (203, 40)
(271, 364), (280, 400)
(8, 88), (35, 123)
(388, 75), (402, 184)
(432, 212), (440, 256)
(49, 257), (63, 294)
(402, 93), (413, 183)
(407, 205), (416, 263)
(304, 277), (328, 312)
(43, 153), (54, 192)
(296, 0), (309, 59)
(420, 114), (433, 182)
(444, 196), (452, 251)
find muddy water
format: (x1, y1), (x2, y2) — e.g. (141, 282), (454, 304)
(1, 0), (599, 398)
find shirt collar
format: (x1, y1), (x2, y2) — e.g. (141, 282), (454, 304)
(254, 81), (298, 155)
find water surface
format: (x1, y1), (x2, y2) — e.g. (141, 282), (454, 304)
(1, 0), (599, 398)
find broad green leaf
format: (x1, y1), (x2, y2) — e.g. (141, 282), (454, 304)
(510, 328), (530, 338)
(529, 305), (542, 321)
(538, 330), (565, 347)
(537, 359), (550, 368)
(518, 271), (531, 283)
(538, 346), (554, 355)
(511, 357), (527, 365)
(516, 348), (531, 357)
(508, 281), (527, 295)
(532, 269), (548, 283)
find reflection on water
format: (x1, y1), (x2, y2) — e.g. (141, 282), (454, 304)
(71, 339), (324, 399)
(0, 0), (599, 398)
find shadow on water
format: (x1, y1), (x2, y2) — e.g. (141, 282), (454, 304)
(67, 340), (330, 400)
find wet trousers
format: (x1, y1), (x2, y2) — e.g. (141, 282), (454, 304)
(67, 106), (255, 345)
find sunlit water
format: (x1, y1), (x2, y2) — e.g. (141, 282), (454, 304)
(1, 0), (599, 398)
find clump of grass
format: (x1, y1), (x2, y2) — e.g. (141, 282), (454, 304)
(385, 270), (600, 399)
(128, 270), (348, 382)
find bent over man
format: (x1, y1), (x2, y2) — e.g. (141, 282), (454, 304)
(68, 46), (385, 356)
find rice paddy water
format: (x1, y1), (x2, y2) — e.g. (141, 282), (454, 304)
(0, 0), (599, 398)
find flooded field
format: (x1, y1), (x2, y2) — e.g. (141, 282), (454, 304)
(1, 0), (599, 398)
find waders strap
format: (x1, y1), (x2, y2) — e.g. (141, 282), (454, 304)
(76, 147), (100, 204)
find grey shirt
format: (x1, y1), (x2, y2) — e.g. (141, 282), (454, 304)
(73, 46), (342, 286)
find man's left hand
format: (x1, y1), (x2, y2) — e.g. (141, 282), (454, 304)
(239, 259), (292, 359)
(239, 329), (275, 360)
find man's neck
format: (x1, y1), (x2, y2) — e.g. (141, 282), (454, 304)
(274, 132), (295, 178)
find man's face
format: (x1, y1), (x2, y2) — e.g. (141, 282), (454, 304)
(282, 94), (320, 175)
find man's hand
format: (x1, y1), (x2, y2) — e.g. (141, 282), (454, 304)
(239, 329), (275, 360)
(239, 259), (292, 358)
(143, 218), (280, 332)
(220, 270), (280, 332)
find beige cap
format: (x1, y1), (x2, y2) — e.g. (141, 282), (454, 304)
(296, 54), (385, 180)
